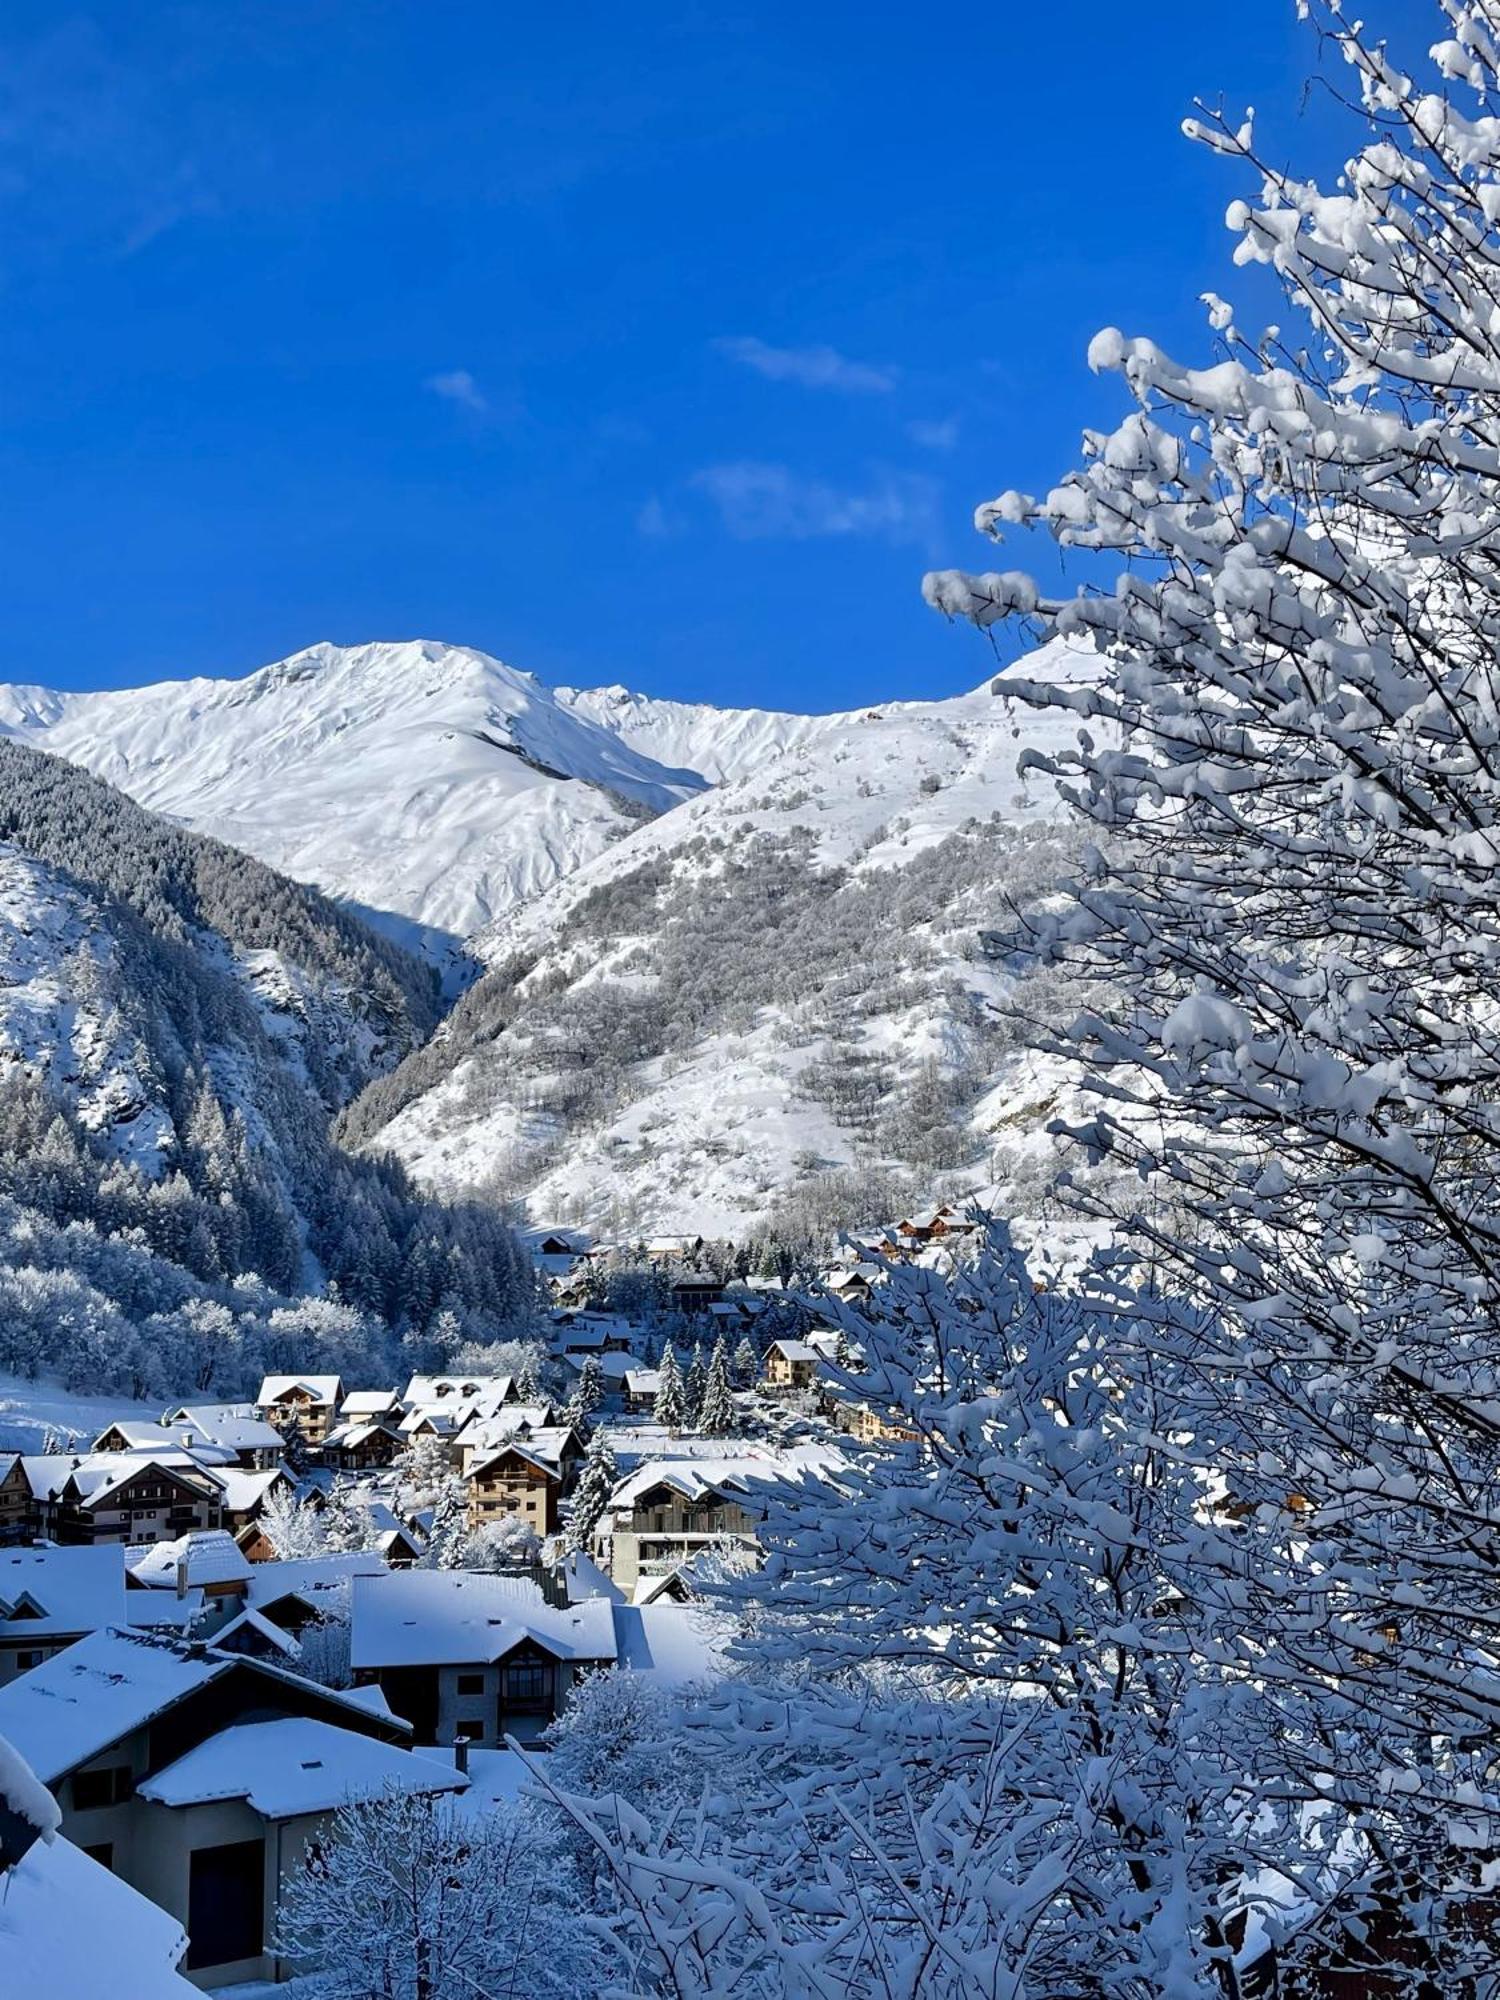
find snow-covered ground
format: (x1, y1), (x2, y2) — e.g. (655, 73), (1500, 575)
(0, 1371), (164, 1452)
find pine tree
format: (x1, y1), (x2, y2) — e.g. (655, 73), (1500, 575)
(697, 1335), (737, 1435)
(561, 1428), (618, 1555)
(652, 1344), (686, 1431)
(516, 1344), (544, 1402)
(567, 1353), (604, 1427)
(426, 1481), (469, 1570)
(732, 1336), (758, 1388)
(683, 1341), (707, 1427)
(279, 1412), (311, 1477)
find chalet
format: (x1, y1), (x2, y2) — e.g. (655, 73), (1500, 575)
(253, 1376), (343, 1447)
(604, 1446), (845, 1596)
(549, 1309), (637, 1354)
(25, 1454), (224, 1547)
(621, 1367), (663, 1414)
(317, 1419), (406, 1473)
(0, 1628), (463, 1987)
(159, 1407), (287, 1470)
(535, 1231), (587, 1258)
(454, 1405), (562, 1472)
(825, 1261), (881, 1305)
(841, 1401), (922, 1446)
(335, 1388), (401, 1426)
(0, 1453), (30, 1544)
(463, 1428), (582, 1537)
(349, 1569), (617, 1746)
(0, 1731), (200, 1998)
(762, 1338), (819, 1393)
(670, 1271), (726, 1313)
(0, 1546), (128, 1684)
(643, 1234), (706, 1265)
(895, 1204), (977, 1247)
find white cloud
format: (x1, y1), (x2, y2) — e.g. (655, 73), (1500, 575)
(425, 369), (489, 415)
(690, 461), (938, 544)
(636, 495), (687, 539)
(713, 336), (895, 395)
(906, 417), (959, 451)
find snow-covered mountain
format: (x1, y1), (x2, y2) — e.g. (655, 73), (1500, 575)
(0, 641), (851, 979)
(339, 638), (1104, 1243)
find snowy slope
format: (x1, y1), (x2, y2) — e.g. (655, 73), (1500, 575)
(0, 641), (828, 976)
(343, 639), (1105, 1241)
(0, 639), (1082, 982)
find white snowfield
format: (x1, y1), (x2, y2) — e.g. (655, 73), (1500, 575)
(0, 635), (1096, 971)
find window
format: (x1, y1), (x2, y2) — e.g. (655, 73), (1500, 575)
(72, 1765), (132, 1810)
(17, 1648), (44, 1670)
(455, 1672), (485, 1695)
(187, 1839), (265, 1970)
(501, 1660), (550, 1708)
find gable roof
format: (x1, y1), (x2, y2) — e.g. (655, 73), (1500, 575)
(0, 1547), (128, 1640)
(0, 1627), (407, 1786)
(338, 1390), (401, 1418)
(257, 1376), (343, 1405)
(1, 1826), (197, 1996)
(404, 1374), (514, 1407)
(138, 1716), (469, 1820)
(767, 1339), (818, 1362)
(349, 1571), (617, 1671)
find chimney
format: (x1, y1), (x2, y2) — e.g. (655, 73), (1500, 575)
(453, 1734), (470, 1776)
(176, 1557), (189, 1600)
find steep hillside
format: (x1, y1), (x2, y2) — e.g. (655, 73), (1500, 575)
(0, 744), (534, 1400)
(0, 641), (776, 975)
(339, 639), (1103, 1243)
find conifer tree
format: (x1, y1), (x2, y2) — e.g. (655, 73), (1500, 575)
(732, 1336), (758, 1388)
(684, 1341), (707, 1426)
(652, 1343), (686, 1431)
(697, 1335), (737, 1435)
(561, 1428), (618, 1556)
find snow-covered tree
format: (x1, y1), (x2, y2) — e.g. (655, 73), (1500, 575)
(422, 1482), (468, 1570)
(456, 1515), (541, 1571)
(683, 1340), (707, 1426)
(566, 1352), (604, 1426)
(276, 1784), (606, 2000)
(652, 1343), (687, 1431)
(696, 1335), (736, 1435)
(260, 1484), (329, 1562)
(560, 1426), (618, 1555)
(516, 1342), (545, 1401)
(921, 4), (1500, 1978)
(537, 1231), (1293, 1997)
(731, 1335), (758, 1387)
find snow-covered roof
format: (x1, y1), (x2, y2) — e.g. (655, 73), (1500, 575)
(212, 1606), (301, 1660)
(321, 1419), (404, 1451)
(610, 1605), (723, 1688)
(245, 1552), (388, 1613)
(215, 1465), (290, 1515)
(623, 1369), (662, 1395)
(414, 1743), (529, 1820)
(0, 1546), (127, 1639)
(92, 1419), (237, 1465)
(0, 1630), (225, 1784)
(149, 1410), (285, 1453)
(340, 1392), (402, 1424)
(350, 1571), (618, 1671)
(404, 1374), (513, 1407)
(257, 1375), (343, 1405)
(0, 1627), (409, 1786)
(129, 1531), (253, 1591)
(767, 1338), (818, 1362)
(0, 1828), (197, 1996)
(161, 1400), (255, 1426)
(139, 1716), (469, 1820)
(611, 1444), (846, 1514)
(560, 1550), (623, 1605)
(16, 1451), (223, 1506)
(464, 1426), (576, 1481)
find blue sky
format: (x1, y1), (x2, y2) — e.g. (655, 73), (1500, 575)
(1, 1), (1438, 709)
